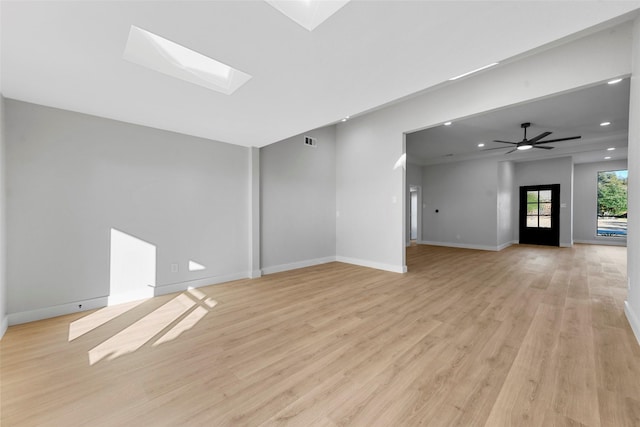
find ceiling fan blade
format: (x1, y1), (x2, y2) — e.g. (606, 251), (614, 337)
(533, 145), (554, 150)
(528, 131), (552, 144)
(482, 146), (511, 151)
(505, 148), (518, 154)
(535, 136), (581, 144)
(492, 140), (517, 145)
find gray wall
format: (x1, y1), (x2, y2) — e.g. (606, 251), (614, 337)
(0, 96), (6, 336)
(421, 158), (499, 250)
(6, 100), (250, 320)
(625, 16), (640, 343)
(574, 159), (627, 244)
(497, 161), (515, 248)
(336, 119), (405, 272)
(260, 126), (336, 273)
(514, 157), (573, 247)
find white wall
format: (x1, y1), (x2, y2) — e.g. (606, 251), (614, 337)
(0, 3), (7, 337)
(574, 159), (628, 245)
(625, 16), (640, 344)
(336, 120), (405, 272)
(0, 96), (6, 337)
(260, 126), (336, 274)
(514, 157), (574, 247)
(336, 22), (633, 273)
(6, 100), (250, 323)
(497, 161), (515, 248)
(421, 158), (500, 250)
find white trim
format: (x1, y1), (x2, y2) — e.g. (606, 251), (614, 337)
(497, 240), (517, 251)
(8, 296), (109, 326)
(574, 239), (627, 247)
(625, 301), (640, 346)
(262, 256), (336, 275)
(0, 316), (8, 339)
(7, 272), (251, 326)
(560, 242), (573, 248)
(336, 256), (406, 273)
(418, 240), (501, 252)
(249, 270), (262, 279)
(152, 272), (249, 295)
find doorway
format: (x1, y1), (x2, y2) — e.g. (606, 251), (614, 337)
(410, 186), (418, 241)
(407, 185), (422, 246)
(519, 184), (560, 246)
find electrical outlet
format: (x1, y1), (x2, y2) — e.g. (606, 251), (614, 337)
(303, 136), (317, 147)
(171, 263), (179, 273)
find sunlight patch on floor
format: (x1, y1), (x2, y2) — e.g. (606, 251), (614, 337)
(88, 293), (196, 365)
(86, 288), (219, 365)
(69, 299), (147, 341)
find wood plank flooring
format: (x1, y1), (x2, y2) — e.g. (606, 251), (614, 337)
(1, 243), (638, 426)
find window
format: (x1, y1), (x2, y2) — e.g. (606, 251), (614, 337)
(597, 170), (627, 237)
(526, 189), (552, 228)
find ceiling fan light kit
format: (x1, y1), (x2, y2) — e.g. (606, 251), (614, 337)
(487, 122), (581, 154)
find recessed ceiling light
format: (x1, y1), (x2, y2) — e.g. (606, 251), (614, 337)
(449, 63), (499, 81)
(607, 147), (616, 151)
(605, 156), (612, 160)
(477, 143), (485, 148)
(444, 122), (452, 126)
(607, 78), (623, 85)
(517, 144), (533, 151)
(600, 122), (611, 126)
(265, 0), (351, 31)
(123, 26), (252, 95)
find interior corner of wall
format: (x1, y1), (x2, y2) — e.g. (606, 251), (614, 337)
(0, 315), (8, 339)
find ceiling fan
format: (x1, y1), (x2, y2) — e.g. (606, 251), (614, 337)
(487, 122), (581, 154)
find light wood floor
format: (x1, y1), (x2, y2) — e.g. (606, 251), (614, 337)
(1, 244), (638, 426)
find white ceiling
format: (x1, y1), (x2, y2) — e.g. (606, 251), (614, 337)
(2, 1), (640, 148)
(407, 79), (631, 166)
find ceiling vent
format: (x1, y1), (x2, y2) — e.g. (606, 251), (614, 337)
(304, 136), (318, 148)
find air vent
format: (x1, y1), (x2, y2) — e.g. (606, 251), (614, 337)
(304, 136), (318, 148)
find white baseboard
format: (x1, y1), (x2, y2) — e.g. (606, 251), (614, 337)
(0, 315), (8, 339)
(8, 296), (109, 326)
(249, 270), (262, 279)
(152, 272), (249, 295)
(262, 256), (336, 275)
(574, 239), (627, 247)
(497, 240), (517, 251)
(625, 300), (640, 346)
(7, 272), (251, 326)
(418, 240), (501, 252)
(336, 256), (406, 273)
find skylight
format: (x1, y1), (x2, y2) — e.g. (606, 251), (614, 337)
(265, 0), (351, 31)
(123, 26), (252, 95)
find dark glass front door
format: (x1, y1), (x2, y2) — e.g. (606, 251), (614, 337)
(519, 184), (560, 246)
